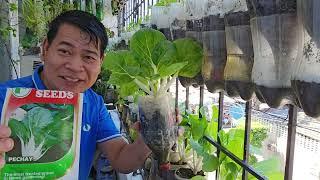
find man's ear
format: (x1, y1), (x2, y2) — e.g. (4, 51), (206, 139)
(40, 38), (49, 62)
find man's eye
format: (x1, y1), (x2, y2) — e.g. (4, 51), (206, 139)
(58, 49), (71, 55)
(85, 56), (97, 62)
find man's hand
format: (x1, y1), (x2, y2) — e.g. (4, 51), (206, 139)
(0, 126), (14, 169)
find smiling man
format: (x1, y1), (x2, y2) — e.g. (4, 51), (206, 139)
(0, 10), (151, 179)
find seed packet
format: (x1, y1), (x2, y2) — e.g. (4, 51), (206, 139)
(0, 87), (83, 179)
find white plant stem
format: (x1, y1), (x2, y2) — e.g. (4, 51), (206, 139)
(157, 76), (177, 97)
(134, 79), (153, 95)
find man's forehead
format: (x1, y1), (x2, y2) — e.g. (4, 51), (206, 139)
(56, 23), (100, 52)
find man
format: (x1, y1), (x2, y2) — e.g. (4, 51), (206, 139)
(0, 10), (151, 179)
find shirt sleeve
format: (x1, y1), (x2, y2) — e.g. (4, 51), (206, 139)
(0, 87), (8, 124)
(96, 96), (122, 143)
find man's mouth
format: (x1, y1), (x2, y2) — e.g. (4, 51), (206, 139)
(62, 76), (81, 83)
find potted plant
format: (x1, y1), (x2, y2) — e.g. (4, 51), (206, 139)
(223, 0), (255, 101)
(103, 28), (203, 174)
(177, 106), (219, 179)
(291, 0), (320, 118)
(247, 0), (298, 108)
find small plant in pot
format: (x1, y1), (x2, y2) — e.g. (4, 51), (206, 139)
(247, 0), (299, 108)
(103, 28), (203, 174)
(177, 107), (219, 179)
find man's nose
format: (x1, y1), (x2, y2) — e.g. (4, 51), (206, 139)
(65, 57), (84, 72)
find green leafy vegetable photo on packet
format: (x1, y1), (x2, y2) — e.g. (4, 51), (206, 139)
(0, 88), (83, 179)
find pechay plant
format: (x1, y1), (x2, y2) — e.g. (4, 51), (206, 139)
(179, 106), (219, 176)
(8, 105), (73, 161)
(103, 28), (203, 98)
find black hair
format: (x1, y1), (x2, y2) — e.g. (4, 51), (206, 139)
(47, 10), (108, 56)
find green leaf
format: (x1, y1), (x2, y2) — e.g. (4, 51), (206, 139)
(202, 153), (219, 172)
(263, 172), (284, 180)
(25, 107), (53, 130)
(225, 162), (238, 175)
(225, 129), (244, 159)
(191, 176), (206, 180)
(205, 119), (218, 141)
(226, 173), (236, 180)
(190, 139), (204, 156)
(103, 50), (140, 80)
(190, 117), (207, 141)
(218, 130), (228, 146)
(159, 62), (188, 78)
(108, 72), (134, 86)
(152, 40), (188, 77)
(9, 118), (30, 143)
(252, 157), (282, 175)
(152, 40), (176, 66)
(174, 38), (203, 78)
(130, 28), (167, 68)
(118, 82), (140, 98)
(219, 152), (227, 163)
(211, 105), (219, 121)
(179, 117), (189, 126)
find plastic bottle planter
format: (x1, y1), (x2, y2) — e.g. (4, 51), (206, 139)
(202, 15), (227, 93)
(160, 20), (186, 41)
(139, 93), (176, 165)
(178, 74), (204, 88)
(171, 19), (187, 40)
(159, 6), (173, 41)
(224, 11), (254, 101)
(248, 0), (298, 108)
(292, 0), (320, 118)
(151, 6), (171, 39)
(169, 2), (187, 41)
(179, 19), (205, 88)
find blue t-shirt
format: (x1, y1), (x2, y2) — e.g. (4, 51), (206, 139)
(0, 66), (122, 179)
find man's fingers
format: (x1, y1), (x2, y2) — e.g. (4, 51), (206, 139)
(0, 138), (14, 153)
(131, 121), (141, 132)
(0, 126), (11, 138)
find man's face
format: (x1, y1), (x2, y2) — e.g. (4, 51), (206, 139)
(41, 23), (103, 93)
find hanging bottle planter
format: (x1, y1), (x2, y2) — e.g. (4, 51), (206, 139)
(248, 0), (298, 108)
(178, 0), (206, 88)
(169, 2), (187, 40)
(151, 5), (171, 40)
(224, 0), (254, 101)
(292, 0), (320, 118)
(151, 5), (172, 40)
(201, 0), (226, 93)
